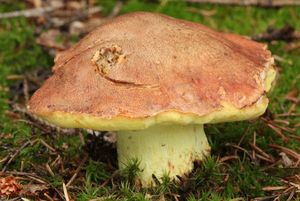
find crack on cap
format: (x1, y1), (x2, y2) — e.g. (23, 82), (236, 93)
(92, 44), (127, 75)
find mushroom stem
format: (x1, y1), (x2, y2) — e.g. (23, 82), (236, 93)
(116, 124), (211, 186)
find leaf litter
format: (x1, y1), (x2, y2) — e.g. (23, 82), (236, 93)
(0, 0), (300, 200)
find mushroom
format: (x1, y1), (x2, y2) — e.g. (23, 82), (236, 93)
(28, 12), (276, 186)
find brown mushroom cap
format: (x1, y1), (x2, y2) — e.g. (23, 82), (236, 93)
(28, 12), (276, 131)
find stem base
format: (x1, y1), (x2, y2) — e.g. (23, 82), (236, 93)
(117, 124), (210, 186)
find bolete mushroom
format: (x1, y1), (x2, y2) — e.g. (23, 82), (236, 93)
(28, 12), (276, 186)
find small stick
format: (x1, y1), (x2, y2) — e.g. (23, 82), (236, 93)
(79, 132), (85, 145)
(286, 190), (295, 201)
(6, 74), (25, 80)
(267, 123), (289, 141)
(0, 171), (47, 184)
(218, 155), (239, 163)
(237, 126), (250, 147)
(225, 143), (253, 160)
(274, 119), (290, 125)
(23, 78), (29, 103)
(63, 182), (70, 201)
(107, 0), (123, 19)
(252, 132), (257, 160)
(66, 155), (88, 187)
(288, 103), (297, 114)
(256, 154), (274, 163)
(262, 186), (288, 191)
(276, 113), (300, 117)
(254, 192), (290, 201)
(51, 155), (62, 167)
(235, 126), (250, 156)
(44, 192), (55, 201)
(274, 124), (295, 133)
(0, 156), (9, 164)
(46, 163), (55, 177)
(1, 139), (38, 172)
(250, 143), (273, 161)
(269, 144), (300, 160)
(0, 5), (63, 19)
(99, 170), (119, 188)
(39, 139), (57, 153)
(288, 135), (300, 141)
(281, 179), (300, 190)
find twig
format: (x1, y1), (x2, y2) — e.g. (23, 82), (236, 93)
(288, 135), (300, 141)
(0, 5), (63, 19)
(266, 123), (289, 141)
(254, 192), (290, 201)
(262, 186), (288, 191)
(46, 163), (55, 177)
(235, 126), (250, 156)
(0, 171), (47, 184)
(274, 119), (290, 125)
(186, 0), (300, 7)
(63, 182), (70, 201)
(23, 78), (29, 103)
(1, 139), (38, 172)
(256, 154), (274, 163)
(276, 113), (300, 117)
(79, 132), (85, 145)
(0, 156), (9, 164)
(50, 155), (62, 167)
(249, 143), (273, 161)
(269, 144), (300, 160)
(100, 170), (119, 188)
(274, 124), (295, 133)
(281, 179), (300, 191)
(39, 139), (57, 153)
(225, 143), (253, 160)
(107, 0), (124, 19)
(218, 155), (239, 163)
(237, 126), (250, 147)
(44, 192), (55, 201)
(252, 132), (257, 160)
(66, 155), (88, 187)
(273, 55), (293, 64)
(286, 190), (295, 201)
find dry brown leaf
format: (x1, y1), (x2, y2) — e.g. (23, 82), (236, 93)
(36, 29), (72, 51)
(19, 183), (49, 196)
(0, 176), (22, 196)
(279, 152), (294, 167)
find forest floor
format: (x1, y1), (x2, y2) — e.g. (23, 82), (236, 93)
(0, 1), (299, 200)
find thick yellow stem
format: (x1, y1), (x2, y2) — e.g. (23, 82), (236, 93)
(117, 124), (210, 186)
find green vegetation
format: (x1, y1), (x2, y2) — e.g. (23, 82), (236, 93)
(0, 0), (299, 200)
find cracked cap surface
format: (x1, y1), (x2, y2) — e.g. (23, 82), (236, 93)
(28, 12), (276, 131)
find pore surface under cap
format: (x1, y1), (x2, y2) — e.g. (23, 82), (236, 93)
(28, 12), (275, 130)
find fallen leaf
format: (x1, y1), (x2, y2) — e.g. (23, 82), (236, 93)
(279, 152), (294, 167)
(36, 29), (70, 51)
(20, 183), (49, 196)
(0, 176), (22, 196)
